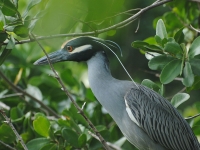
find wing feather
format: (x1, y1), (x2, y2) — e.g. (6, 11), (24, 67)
(124, 85), (200, 150)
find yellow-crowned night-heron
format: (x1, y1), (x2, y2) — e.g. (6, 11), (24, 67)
(34, 36), (200, 150)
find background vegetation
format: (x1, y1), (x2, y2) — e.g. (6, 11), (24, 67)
(0, 0), (200, 150)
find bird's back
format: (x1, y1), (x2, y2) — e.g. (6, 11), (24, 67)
(125, 84), (200, 150)
(87, 52), (200, 150)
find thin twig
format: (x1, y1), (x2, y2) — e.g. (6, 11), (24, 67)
(0, 93), (23, 99)
(185, 113), (200, 120)
(88, 131), (122, 150)
(116, 19), (136, 29)
(140, 69), (183, 81)
(2, 0), (172, 45)
(190, 24), (200, 33)
(0, 109), (28, 150)
(85, 8), (141, 24)
(168, 6), (194, 30)
(135, 18), (140, 33)
(0, 71), (59, 118)
(0, 140), (16, 150)
(165, 87), (186, 99)
(153, 0), (162, 4)
(30, 33), (111, 150)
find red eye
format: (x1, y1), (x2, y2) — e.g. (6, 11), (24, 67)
(66, 46), (73, 52)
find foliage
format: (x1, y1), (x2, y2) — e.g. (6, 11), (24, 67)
(0, 0), (200, 150)
(132, 19), (200, 87)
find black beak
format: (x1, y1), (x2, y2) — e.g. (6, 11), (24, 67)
(34, 50), (64, 65)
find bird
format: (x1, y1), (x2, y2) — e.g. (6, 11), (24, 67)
(34, 36), (200, 150)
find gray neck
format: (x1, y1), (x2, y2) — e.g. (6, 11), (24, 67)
(86, 52), (131, 122)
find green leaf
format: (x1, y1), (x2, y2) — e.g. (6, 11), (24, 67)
(159, 84), (165, 96)
(61, 69), (78, 87)
(6, 35), (15, 49)
(33, 116), (50, 137)
(26, 138), (50, 150)
(156, 19), (168, 40)
(182, 62), (194, 87)
(34, 112), (45, 119)
(96, 125), (106, 132)
(132, 41), (149, 48)
(40, 143), (58, 150)
(0, 0), (18, 16)
(148, 55), (175, 70)
(155, 35), (162, 46)
(0, 31), (7, 42)
(162, 38), (168, 46)
(0, 48), (11, 66)
(78, 134), (87, 147)
(171, 93), (190, 108)
(160, 59), (182, 84)
(187, 76), (200, 92)
(144, 37), (157, 45)
(141, 79), (160, 92)
(164, 41), (183, 57)
(62, 105), (88, 126)
(167, 37), (176, 43)
(132, 41), (163, 53)
(48, 126), (55, 141)
(0, 124), (16, 143)
(21, 131), (34, 143)
(13, 25), (29, 38)
(180, 43), (187, 59)
(23, 0), (42, 17)
(107, 30), (116, 36)
(62, 128), (79, 147)
(189, 58), (200, 76)
(10, 107), (23, 120)
(0, 10), (5, 30)
(174, 28), (184, 43)
(188, 36), (200, 58)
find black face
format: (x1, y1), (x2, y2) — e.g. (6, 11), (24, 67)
(62, 37), (104, 62)
(34, 36), (121, 65)
(34, 36), (104, 65)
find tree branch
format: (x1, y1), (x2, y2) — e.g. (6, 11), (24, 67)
(185, 113), (200, 120)
(0, 140), (16, 150)
(0, 71), (60, 118)
(2, 0), (172, 45)
(88, 131), (122, 150)
(30, 33), (111, 150)
(190, 24), (200, 33)
(0, 93), (23, 99)
(0, 109), (27, 150)
(140, 69), (183, 81)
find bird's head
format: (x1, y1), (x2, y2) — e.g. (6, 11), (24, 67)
(34, 36), (121, 65)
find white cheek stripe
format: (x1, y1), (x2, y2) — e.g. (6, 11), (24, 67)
(71, 44), (92, 53)
(125, 98), (140, 127)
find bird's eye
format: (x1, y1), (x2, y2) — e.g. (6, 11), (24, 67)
(66, 46), (73, 52)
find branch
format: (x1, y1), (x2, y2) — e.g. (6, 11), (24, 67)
(0, 71), (60, 118)
(88, 131), (122, 150)
(0, 93), (23, 99)
(30, 33), (111, 150)
(0, 109), (27, 150)
(190, 24), (200, 33)
(0, 140), (16, 150)
(185, 113), (200, 120)
(165, 87), (186, 99)
(140, 69), (183, 81)
(2, 0), (172, 45)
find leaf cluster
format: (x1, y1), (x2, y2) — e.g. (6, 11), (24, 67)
(132, 19), (200, 89)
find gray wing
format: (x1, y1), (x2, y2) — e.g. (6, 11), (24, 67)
(124, 85), (200, 150)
